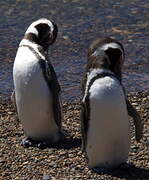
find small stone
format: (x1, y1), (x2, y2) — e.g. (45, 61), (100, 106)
(0, 159), (5, 163)
(0, 91), (148, 179)
(62, 36), (69, 40)
(43, 174), (50, 180)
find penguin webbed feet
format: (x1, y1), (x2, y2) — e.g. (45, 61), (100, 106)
(21, 137), (55, 149)
(21, 131), (67, 149)
(21, 130), (81, 149)
(21, 137), (34, 148)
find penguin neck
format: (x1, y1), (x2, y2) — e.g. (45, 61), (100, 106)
(87, 68), (115, 80)
(88, 68), (121, 84)
(83, 68), (115, 102)
(19, 39), (48, 60)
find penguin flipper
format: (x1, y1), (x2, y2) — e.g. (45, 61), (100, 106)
(81, 98), (90, 152)
(81, 102), (86, 151)
(46, 60), (62, 130)
(11, 90), (16, 107)
(81, 73), (87, 93)
(126, 98), (143, 142)
(11, 90), (19, 122)
(122, 86), (143, 142)
(39, 59), (62, 130)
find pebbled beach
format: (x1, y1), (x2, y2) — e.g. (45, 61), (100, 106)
(0, 91), (148, 179)
(0, 0), (149, 179)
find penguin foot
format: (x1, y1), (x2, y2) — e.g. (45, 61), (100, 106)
(36, 141), (51, 149)
(92, 167), (107, 173)
(21, 137), (55, 149)
(21, 137), (34, 148)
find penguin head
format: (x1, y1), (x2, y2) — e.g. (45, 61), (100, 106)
(88, 37), (124, 78)
(24, 18), (58, 51)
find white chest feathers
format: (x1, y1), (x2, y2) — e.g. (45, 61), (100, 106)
(13, 46), (59, 142)
(85, 73), (130, 168)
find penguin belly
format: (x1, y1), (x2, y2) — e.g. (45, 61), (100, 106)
(13, 48), (59, 142)
(86, 76), (130, 168)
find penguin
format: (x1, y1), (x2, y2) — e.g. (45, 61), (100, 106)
(12, 18), (62, 148)
(81, 37), (143, 169)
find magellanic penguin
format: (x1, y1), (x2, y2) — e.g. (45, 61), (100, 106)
(13, 18), (62, 148)
(81, 37), (143, 169)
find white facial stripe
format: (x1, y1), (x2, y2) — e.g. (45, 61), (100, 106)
(91, 42), (123, 64)
(92, 48), (106, 57)
(82, 68), (114, 102)
(26, 26), (39, 36)
(92, 48), (111, 65)
(100, 43), (123, 53)
(101, 42), (124, 60)
(25, 18), (54, 36)
(36, 19), (54, 32)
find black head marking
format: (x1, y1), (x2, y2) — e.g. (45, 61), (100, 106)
(87, 37), (125, 79)
(24, 19), (58, 51)
(88, 37), (124, 57)
(35, 22), (58, 50)
(105, 47), (123, 78)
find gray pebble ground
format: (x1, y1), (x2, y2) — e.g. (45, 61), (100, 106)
(0, 91), (148, 179)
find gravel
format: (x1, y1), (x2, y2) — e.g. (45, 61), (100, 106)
(0, 91), (149, 180)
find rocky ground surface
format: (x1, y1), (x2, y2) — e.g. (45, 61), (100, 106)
(0, 91), (149, 180)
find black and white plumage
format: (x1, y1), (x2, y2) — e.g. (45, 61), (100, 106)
(13, 18), (62, 148)
(81, 37), (143, 169)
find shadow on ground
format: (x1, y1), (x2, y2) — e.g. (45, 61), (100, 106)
(92, 163), (149, 180)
